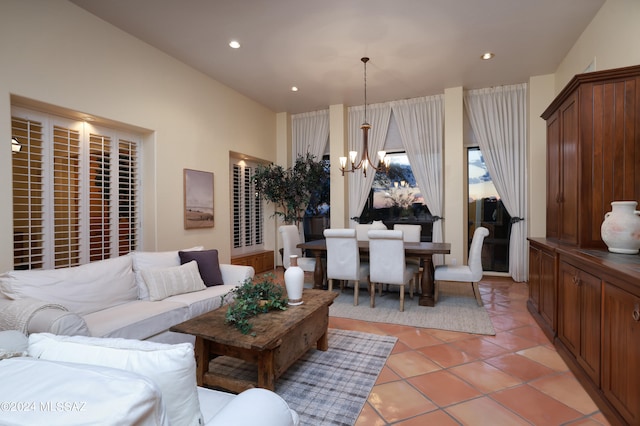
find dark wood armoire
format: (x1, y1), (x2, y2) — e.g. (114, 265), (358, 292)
(528, 65), (640, 426)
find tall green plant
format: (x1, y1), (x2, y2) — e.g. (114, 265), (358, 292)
(252, 153), (329, 225)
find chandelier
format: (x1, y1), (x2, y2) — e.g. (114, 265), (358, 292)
(339, 57), (389, 177)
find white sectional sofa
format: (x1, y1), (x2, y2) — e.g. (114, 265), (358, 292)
(0, 330), (299, 426)
(0, 248), (254, 344)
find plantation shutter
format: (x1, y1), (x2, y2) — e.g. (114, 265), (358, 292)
(88, 132), (112, 262)
(117, 138), (139, 256)
(11, 117), (45, 270)
(52, 123), (82, 268)
(231, 159), (264, 255)
(11, 108), (142, 270)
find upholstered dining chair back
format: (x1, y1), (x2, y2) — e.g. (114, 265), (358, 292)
(324, 229), (369, 305)
(367, 230), (418, 311)
(368, 230), (407, 285)
(467, 227), (489, 282)
(393, 224), (422, 242)
(279, 225), (315, 272)
(324, 229), (361, 280)
(355, 221), (387, 241)
(355, 224), (373, 241)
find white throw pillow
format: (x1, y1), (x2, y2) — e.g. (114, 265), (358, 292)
(0, 256), (137, 315)
(28, 333), (202, 426)
(131, 246), (203, 300)
(141, 260), (206, 301)
(0, 357), (168, 426)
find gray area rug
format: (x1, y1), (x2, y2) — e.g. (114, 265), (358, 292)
(329, 282), (496, 335)
(210, 329), (397, 426)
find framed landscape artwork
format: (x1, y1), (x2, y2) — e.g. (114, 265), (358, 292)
(183, 168), (214, 229)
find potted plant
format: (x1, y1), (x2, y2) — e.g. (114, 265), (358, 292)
(222, 274), (288, 335)
(252, 153), (329, 226)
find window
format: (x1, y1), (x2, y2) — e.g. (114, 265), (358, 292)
(231, 159), (263, 256)
(467, 147), (510, 272)
(358, 152), (433, 241)
(11, 108), (141, 270)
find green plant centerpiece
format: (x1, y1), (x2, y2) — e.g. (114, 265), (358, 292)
(222, 273), (288, 335)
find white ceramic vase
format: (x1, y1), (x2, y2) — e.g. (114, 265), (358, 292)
(600, 201), (640, 254)
(284, 255), (304, 305)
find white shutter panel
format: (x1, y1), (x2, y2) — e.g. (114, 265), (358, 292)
(88, 132), (112, 262)
(117, 138), (140, 255)
(11, 117), (45, 270)
(52, 124), (82, 268)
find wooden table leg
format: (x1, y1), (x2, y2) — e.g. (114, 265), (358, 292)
(316, 329), (329, 351)
(419, 254), (436, 307)
(257, 349), (276, 391)
(310, 249), (324, 290)
(194, 337), (209, 387)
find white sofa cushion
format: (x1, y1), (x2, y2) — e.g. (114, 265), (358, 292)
(28, 333), (202, 426)
(165, 284), (236, 318)
(0, 256), (137, 316)
(142, 260), (206, 301)
(0, 330), (28, 359)
(131, 246), (203, 300)
(83, 300), (188, 340)
(0, 357), (167, 425)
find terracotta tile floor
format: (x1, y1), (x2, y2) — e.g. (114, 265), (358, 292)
(271, 269), (609, 425)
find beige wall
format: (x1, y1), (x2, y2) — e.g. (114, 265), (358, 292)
(0, 0), (277, 271)
(555, 0), (640, 91)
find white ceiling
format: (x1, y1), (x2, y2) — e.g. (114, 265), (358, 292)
(70, 0), (604, 114)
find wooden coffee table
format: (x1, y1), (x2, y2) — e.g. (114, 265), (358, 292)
(170, 289), (337, 393)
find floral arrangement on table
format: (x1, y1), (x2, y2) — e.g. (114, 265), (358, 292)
(222, 274), (288, 335)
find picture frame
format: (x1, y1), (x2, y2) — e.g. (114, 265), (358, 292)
(183, 168), (214, 229)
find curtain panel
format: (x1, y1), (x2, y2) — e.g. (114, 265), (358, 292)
(292, 109), (329, 163)
(347, 103), (392, 225)
(464, 83), (528, 282)
(391, 95), (445, 265)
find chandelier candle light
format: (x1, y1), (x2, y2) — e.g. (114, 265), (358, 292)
(340, 57), (390, 177)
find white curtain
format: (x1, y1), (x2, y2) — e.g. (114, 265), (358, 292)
(292, 109), (329, 162)
(391, 95), (445, 265)
(347, 103), (392, 225)
(464, 84), (528, 282)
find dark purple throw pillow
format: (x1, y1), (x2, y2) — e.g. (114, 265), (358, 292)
(178, 249), (223, 286)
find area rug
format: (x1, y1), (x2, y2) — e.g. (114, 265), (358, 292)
(209, 329), (397, 426)
(329, 282), (496, 335)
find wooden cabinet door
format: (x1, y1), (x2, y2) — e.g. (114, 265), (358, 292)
(577, 268), (601, 385)
(559, 94), (579, 245)
(528, 245), (541, 310)
(546, 111), (561, 240)
(602, 282), (640, 425)
(539, 249), (556, 332)
(558, 260), (601, 384)
(558, 262), (581, 355)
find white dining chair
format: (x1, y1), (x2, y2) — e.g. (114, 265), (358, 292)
(393, 224), (422, 289)
(434, 226), (489, 306)
(323, 229), (370, 306)
(367, 229), (419, 312)
(279, 225), (316, 274)
(355, 221), (387, 241)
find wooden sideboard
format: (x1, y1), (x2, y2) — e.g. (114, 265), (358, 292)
(529, 63), (640, 426)
(528, 239), (640, 426)
(231, 250), (274, 274)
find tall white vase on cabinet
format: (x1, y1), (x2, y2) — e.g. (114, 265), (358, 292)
(284, 255), (304, 305)
(600, 201), (640, 254)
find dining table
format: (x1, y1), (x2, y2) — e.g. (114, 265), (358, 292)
(297, 239), (451, 307)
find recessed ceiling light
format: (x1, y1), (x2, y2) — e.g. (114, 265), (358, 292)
(291, 86), (298, 92)
(229, 40), (241, 49)
(481, 52), (495, 60)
